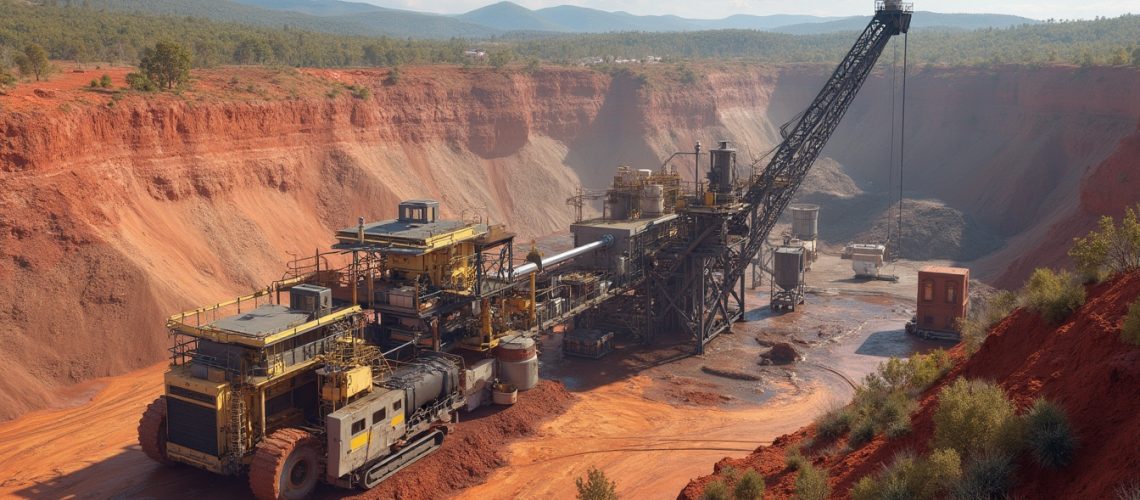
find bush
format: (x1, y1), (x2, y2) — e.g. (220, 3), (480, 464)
(0, 69), (15, 86)
(794, 463), (830, 500)
(785, 448), (806, 471)
(702, 480), (729, 500)
(1123, 297), (1140, 346)
(126, 72), (157, 91)
(89, 78), (99, 88)
(733, 469), (764, 500)
(576, 467), (618, 500)
(347, 84), (371, 100)
(953, 454), (1014, 499)
(1023, 268), (1086, 324)
(848, 418), (876, 448)
(99, 74), (112, 88)
(850, 448), (962, 500)
(958, 291), (1017, 354)
(815, 406), (854, 440)
(385, 66), (401, 86)
(1024, 398), (1077, 468)
(933, 379), (1022, 458)
(1069, 205), (1140, 281)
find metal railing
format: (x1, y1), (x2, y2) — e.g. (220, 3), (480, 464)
(876, 0), (914, 12)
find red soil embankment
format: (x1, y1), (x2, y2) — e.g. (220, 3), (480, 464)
(2, 63), (1139, 423)
(680, 271), (1140, 499)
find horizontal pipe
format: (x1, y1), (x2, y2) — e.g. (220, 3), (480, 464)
(512, 234), (614, 279)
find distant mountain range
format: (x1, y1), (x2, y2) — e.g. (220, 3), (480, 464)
(86, 0), (1041, 39)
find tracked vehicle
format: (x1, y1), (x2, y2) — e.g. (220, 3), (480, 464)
(138, 279), (466, 498)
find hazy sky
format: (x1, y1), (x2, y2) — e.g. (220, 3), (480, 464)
(363, 0), (1135, 20)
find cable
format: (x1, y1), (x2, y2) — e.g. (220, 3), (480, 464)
(897, 31), (909, 261)
(887, 41), (898, 254)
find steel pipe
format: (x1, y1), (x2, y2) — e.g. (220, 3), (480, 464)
(512, 234), (614, 279)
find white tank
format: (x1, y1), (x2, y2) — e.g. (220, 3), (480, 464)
(637, 169), (653, 178)
(791, 204), (820, 240)
(640, 184), (665, 218)
(497, 337), (539, 391)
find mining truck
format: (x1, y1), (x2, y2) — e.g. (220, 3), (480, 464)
(138, 280), (466, 499)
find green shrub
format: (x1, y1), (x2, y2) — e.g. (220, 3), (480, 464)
(1069, 205), (1140, 282)
(347, 84), (371, 100)
(385, 66), (401, 85)
(1024, 398), (1077, 468)
(1023, 268), (1086, 324)
(953, 454), (1014, 499)
(702, 480), (729, 500)
(0, 69), (15, 87)
(125, 72), (157, 91)
(733, 469), (764, 500)
(815, 406), (854, 440)
(933, 379), (1021, 458)
(89, 78), (99, 88)
(575, 467), (618, 500)
(794, 463), (830, 500)
(958, 291), (1018, 354)
(848, 417), (876, 448)
(99, 73), (112, 88)
(1123, 298), (1140, 346)
(785, 448), (806, 471)
(850, 449), (962, 500)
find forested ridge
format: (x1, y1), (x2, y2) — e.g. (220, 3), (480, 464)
(0, 0), (1137, 73)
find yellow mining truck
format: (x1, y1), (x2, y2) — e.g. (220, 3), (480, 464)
(139, 279), (466, 499)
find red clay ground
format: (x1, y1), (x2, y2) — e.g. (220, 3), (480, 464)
(680, 271), (1140, 499)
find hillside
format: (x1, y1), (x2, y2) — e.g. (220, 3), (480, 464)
(773, 11), (1039, 34)
(1, 62), (1138, 422)
(680, 271), (1140, 498)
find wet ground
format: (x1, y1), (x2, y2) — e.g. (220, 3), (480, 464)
(0, 251), (954, 499)
(455, 251), (955, 499)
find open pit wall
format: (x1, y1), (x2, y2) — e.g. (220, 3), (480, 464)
(1, 63), (1138, 420)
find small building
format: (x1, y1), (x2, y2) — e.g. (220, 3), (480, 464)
(909, 266), (970, 340)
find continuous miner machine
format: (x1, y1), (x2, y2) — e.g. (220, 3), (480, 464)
(138, 2), (912, 498)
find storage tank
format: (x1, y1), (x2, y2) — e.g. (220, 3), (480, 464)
(774, 246), (805, 291)
(640, 184), (665, 218)
(496, 337), (539, 391)
(607, 192), (632, 220)
(790, 204), (820, 240)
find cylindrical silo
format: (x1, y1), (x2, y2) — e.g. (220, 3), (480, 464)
(496, 337), (539, 391)
(791, 204), (820, 240)
(640, 184), (665, 218)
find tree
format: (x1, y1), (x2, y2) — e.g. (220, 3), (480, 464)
(140, 41), (191, 90)
(1133, 47), (1140, 66)
(575, 467), (618, 500)
(489, 48), (514, 70)
(1069, 204), (1140, 281)
(234, 38), (272, 65)
(14, 44), (52, 81)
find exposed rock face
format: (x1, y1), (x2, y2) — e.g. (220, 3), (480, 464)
(1, 63), (1138, 420)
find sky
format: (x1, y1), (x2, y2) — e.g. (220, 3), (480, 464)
(360, 0), (1136, 20)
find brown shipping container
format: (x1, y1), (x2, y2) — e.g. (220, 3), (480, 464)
(916, 266), (970, 333)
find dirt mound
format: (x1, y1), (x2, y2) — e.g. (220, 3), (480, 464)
(680, 271), (1140, 499)
(854, 198), (1003, 261)
(760, 343), (801, 365)
(347, 381), (574, 500)
(798, 157), (863, 199)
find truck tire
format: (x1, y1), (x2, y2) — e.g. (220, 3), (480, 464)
(138, 396), (173, 465)
(249, 428), (322, 500)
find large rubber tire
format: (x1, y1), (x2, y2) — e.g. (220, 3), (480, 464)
(249, 428), (322, 500)
(138, 396), (173, 465)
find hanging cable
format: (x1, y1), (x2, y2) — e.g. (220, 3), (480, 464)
(897, 31), (909, 261)
(887, 41), (898, 255)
